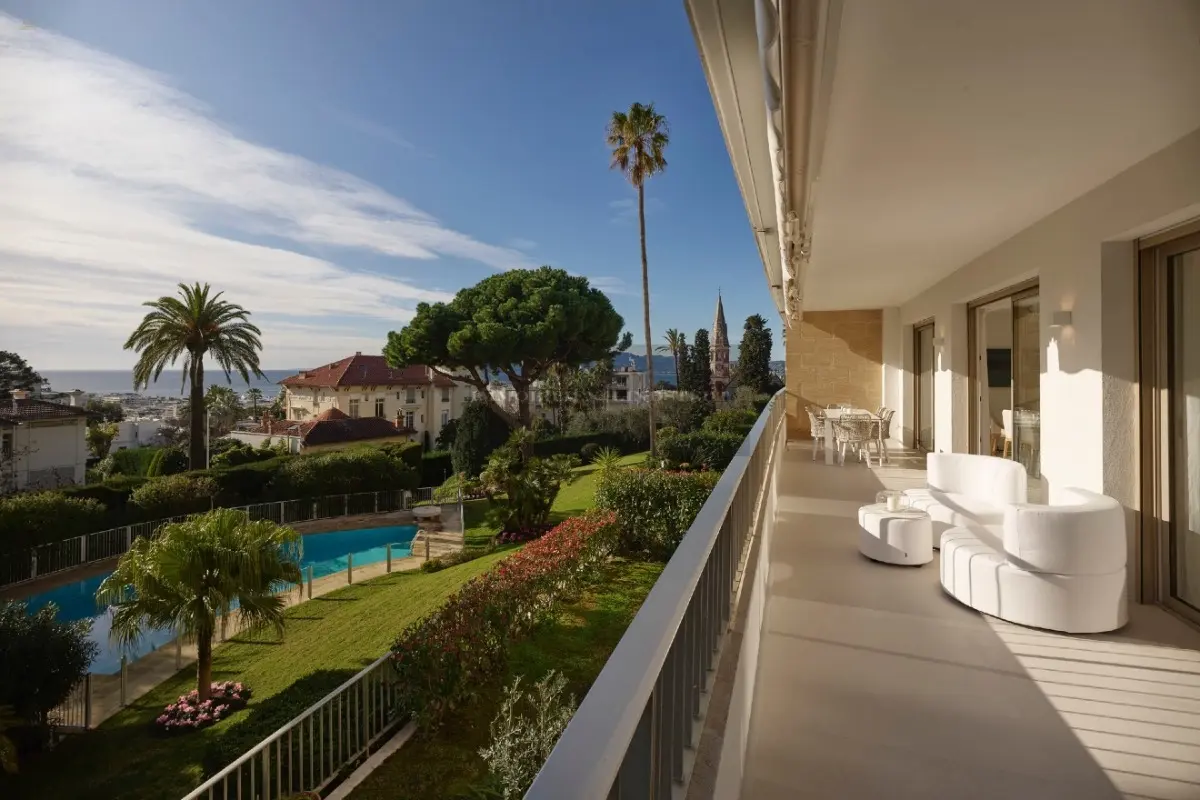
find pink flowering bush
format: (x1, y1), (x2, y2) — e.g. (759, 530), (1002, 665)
(391, 511), (616, 730)
(154, 681), (251, 734)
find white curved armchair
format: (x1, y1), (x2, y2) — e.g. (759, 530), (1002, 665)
(940, 487), (1128, 633)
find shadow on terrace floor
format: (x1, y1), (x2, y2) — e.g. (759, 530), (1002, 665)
(741, 442), (1200, 800)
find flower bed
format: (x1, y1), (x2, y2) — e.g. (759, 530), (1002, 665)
(390, 511), (616, 729)
(154, 681), (251, 734)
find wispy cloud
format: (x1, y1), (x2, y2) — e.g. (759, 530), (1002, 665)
(609, 196), (665, 224)
(0, 14), (534, 367)
(587, 275), (636, 297)
(507, 237), (537, 251)
(326, 108), (421, 154)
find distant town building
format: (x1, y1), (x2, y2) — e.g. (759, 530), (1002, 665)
(230, 407), (412, 454)
(1, 390), (89, 494)
(269, 353), (474, 449)
(711, 293), (731, 399)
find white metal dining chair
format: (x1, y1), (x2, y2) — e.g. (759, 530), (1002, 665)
(806, 406), (826, 462)
(833, 413), (873, 465)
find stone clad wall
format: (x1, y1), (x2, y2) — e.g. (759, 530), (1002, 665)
(785, 310), (884, 438)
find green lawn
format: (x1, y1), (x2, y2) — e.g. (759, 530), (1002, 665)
(461, 451), (648, 547)
(4, 552), (511, 800)
(349, 557), (664, 800)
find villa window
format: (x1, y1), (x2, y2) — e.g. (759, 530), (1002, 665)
(441, 409), (450, 427)
(375, 398), (385, 417)
(349, 399), (360, 418)
(406, 387), (417, 404)
(403, 410), (415, 429)
(441, 387), (451, 402)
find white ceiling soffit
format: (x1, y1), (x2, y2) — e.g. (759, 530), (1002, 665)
(686, 0), (785, 317)
(803, 0), (1200, 311)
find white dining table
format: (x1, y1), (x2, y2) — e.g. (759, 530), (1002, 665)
(821, 408), (881, 466)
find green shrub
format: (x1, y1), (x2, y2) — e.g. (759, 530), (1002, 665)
(107, 447), (161, 478)
(130, 474), (219, 518)
(532, 433), (629, 458)
(376, 441), (423, 473)
(434, 418), (458, 451)
(451, 400), (511, 478)
(0, 601), (98, 726)
(479, 670), (576, 798)
(657, 397), (711, 433)
(660, 431), (744, 472)
(579, 441), (600, 463)
(0, 493), (107, 554)
(594, 468), (721, 560)
(206, 457), (291, 504)
(271, 448), (418, 498)
(420, 450), (454, 486)
(566, 407), (649, 449)
(431, 473), (482, 504)
(479, 430), (579, 534)
(731, 386), (773, 413)
(419, 544), (494, 573)
(60, 477), (148, 527)
(209, 441), (276, 470)
(702, 408), (758, 436)
(147, 446), (189, 477)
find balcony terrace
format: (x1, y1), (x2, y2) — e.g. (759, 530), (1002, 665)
(529, 398), (1200, 800)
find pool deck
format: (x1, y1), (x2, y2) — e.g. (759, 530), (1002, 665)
(39, 505), (465, 730)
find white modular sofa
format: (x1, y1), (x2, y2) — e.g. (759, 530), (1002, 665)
(940, 487), (1128, 633)
(903, 453), (1028, 548)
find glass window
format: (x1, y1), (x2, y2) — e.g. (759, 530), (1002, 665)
(1012, 292), (1041, 479)
(441, 409), (450, 427)
(405, 387), (416, 404)
(374, 398), (385, 418)
(441, 387), (451, 402)
(403, 410), (415, 429)
(348, 399), (360, 418)
(914, 323), (935, 451)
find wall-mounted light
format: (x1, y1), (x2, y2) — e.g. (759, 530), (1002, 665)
(1050, 310), (1073, 328)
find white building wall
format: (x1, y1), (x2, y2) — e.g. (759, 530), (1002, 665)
(897, 128), (1200, 597)
(8, 419), (87, 490)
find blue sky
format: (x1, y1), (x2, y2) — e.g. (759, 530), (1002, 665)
(0, 0), (781, 370)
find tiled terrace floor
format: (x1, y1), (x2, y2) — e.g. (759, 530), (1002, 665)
(741, 442), (1200, 800)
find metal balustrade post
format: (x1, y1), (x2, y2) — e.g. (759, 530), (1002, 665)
(30, 553), (36, 580)
(308, 565), (314, 599)
(175, 638), (182, 670)
(386, 543), (392, 573)
(347, 552), (353, 584)
(79, 534), (87, 563)
(424, 536), (431, 562)
(84, 674), (93, 729)
(119, 656), (128, 707)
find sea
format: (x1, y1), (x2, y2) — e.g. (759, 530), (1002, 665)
(40, 370), (297, 399)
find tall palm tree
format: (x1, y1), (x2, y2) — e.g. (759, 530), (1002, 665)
(607, 102), (669, 455)
(97, 509), (301, 701)
(656, 328), (685, 389)
(246, 387), (264, 414)
(125, 283), (265, 470)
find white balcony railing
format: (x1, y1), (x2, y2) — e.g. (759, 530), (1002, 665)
(526, 391), (784, 799)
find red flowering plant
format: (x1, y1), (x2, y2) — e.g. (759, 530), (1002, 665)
(390, 510), (616, 730)
(154, 681), (250, 734)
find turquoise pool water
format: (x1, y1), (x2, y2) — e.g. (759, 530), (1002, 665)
(21, 525), (417, 674)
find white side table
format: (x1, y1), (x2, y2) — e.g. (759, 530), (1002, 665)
(857, 503), (933, 566)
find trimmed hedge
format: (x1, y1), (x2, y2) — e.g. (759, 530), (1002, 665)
(130, 474), (219, 519)
(702, 409), (758, 436)
(272, 448), (418, 497)
(531, 432), (634, 459)
(420, 450), (454, 486)
(0, 493), (107, 555)
(659, 431), (744, 472)
(594, 468), (721, 560)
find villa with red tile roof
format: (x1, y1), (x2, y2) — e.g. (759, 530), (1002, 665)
(268, 353), (476, 449)
(1, 390), (90, 494)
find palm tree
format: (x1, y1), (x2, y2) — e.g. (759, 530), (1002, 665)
(607, 102), (669, 455)
(246, 388), (264, 414)
(125, 283), (265, 470)
(97, 509), (301, 702)
(656, 328), (685, 389)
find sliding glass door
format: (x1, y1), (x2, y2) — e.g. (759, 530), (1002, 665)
(914, 322), (935, 451)
(1141, 232), (1200, 616)
(1171, 247), (1200, 609)
(967, 282), (1040, 479)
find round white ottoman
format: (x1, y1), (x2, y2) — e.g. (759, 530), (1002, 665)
(857, 504), (934, 566)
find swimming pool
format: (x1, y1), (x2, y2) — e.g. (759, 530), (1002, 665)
(21, 524), (417, 674)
